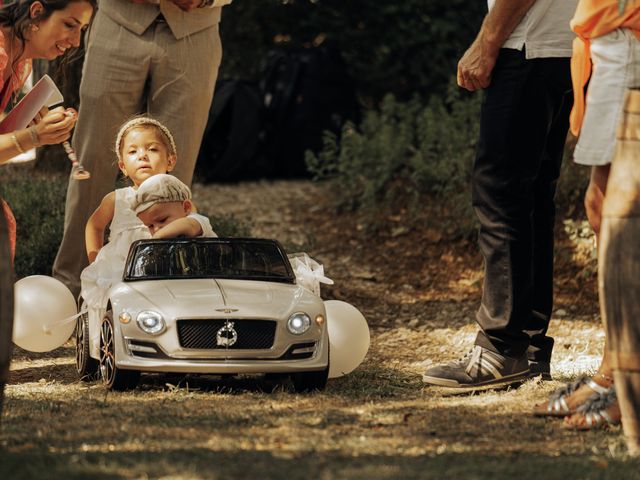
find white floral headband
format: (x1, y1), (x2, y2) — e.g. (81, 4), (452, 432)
(114, 117), (177, 162)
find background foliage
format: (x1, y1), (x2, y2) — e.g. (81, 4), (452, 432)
(219, 0), (485, 104)
(10, 0), (592, 272)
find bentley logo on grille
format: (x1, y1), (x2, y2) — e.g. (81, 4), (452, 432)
(216, 321), (238, 347)
(215, 308), (239, 314)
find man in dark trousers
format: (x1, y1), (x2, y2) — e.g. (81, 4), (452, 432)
(423, 0), (578, 388)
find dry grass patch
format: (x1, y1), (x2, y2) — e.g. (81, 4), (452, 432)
(2, 180), (639, 479)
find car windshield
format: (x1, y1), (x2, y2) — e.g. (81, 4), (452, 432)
(124, 238), (295, 283)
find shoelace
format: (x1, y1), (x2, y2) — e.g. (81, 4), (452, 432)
(446, 347), (476, 367)
(464, 346), (484, 375)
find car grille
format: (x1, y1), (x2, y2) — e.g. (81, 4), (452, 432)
(177, 319), (276, 349)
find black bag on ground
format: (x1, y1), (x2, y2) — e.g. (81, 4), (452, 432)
(195, 80), (270, 182)
(259, 45), (360, 178)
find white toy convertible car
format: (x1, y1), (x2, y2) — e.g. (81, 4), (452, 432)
(75, 238), (329, 391)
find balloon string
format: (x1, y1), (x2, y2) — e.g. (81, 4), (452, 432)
(42, 311), (82, 334)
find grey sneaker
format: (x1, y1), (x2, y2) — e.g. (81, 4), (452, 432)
(422, 345), (530, 388)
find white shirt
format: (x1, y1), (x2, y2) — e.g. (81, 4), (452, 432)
(487, 0), (579, 58)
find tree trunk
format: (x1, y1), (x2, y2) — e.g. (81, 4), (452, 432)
(600, 88), (640, 457)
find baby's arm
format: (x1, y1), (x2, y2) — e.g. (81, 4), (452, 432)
(152, 217), (202, 239)
(85, 191), (116, 262)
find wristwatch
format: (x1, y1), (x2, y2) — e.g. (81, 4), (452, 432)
(198, 0), (215, 7)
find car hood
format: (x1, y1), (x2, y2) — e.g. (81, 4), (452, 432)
(119, 278), (307, 319)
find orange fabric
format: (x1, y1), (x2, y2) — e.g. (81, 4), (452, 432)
(0, 29), (32, 112)
(569, 0), (640, 136)
(1, 199), (15, 264)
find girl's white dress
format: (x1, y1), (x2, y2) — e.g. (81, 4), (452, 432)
(80, 187), (150, 308)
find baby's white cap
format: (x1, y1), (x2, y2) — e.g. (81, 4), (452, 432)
(132, 174), (191, 214)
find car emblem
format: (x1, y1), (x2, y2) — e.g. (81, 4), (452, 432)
(216, 321), (238, 347)
(215, 308), (239, 314)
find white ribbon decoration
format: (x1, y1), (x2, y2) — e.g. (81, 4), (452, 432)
(288, 253), (334, 296)
(42, 311), (83, 335)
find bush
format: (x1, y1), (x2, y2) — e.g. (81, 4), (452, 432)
(206, 213), (252, 238)
(306, 84), (482, 236)
(0, 168), (67, 278)
(307, 86), (590, 238)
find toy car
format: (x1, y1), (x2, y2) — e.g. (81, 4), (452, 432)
(75, 238), (330, 392)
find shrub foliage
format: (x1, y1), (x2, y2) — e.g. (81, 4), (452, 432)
(306, 86), (482, 235)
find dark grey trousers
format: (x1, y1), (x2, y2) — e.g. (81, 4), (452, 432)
(472, 48), (573, 361)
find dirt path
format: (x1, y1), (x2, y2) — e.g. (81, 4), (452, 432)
(2, 180), (638, 479)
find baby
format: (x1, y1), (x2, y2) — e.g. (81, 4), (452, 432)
(132, 174), (216, 238)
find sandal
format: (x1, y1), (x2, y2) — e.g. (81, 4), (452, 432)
(533, 375), (611, 417)
(563, 387), (621, 430)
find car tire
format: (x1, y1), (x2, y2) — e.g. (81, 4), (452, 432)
(75, 300), (98, 381)
(291, 344), (330, 393)
(99, 310), (140, 391)
(291, 365), (329, 393)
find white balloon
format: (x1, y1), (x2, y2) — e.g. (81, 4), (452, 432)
(13, 275), (77, 352)
(325, 300), (370, 378)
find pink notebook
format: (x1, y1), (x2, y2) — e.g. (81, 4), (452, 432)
(0, 75), (64, 134)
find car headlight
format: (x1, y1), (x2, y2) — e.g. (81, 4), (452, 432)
(136, 310), (166, 335)
(287, 312), (311, 335)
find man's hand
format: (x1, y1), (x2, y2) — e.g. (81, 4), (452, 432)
(457, 0), (537, 92)
(456, 36), (498, 92)
(170, 0), (202, 11)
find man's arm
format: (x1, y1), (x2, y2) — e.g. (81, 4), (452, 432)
(457, 0), (537, 91)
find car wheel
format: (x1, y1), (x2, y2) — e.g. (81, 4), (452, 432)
(291, 364), (329, 393)
(99, 310), (140, 391)
(75, 300), (98, 381)
(291, 343), (330, 393)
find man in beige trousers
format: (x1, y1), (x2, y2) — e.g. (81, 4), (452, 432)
(53, 0), (231, 298)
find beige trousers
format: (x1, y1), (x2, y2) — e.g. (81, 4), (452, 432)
(53, 12), (222, 297)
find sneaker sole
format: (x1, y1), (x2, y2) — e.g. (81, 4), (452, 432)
(422, 370), (530, 388)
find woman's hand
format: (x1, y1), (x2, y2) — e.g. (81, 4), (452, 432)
(29, 106), (49, 127)
(33, 106), (77, 146)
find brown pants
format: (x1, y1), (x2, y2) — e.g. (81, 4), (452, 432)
(53, 11), (222, 298)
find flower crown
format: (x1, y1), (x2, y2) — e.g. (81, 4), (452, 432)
(114, 117), (177, 162)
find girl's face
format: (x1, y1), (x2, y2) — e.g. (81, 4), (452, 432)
(26, 1), (94, 60)
(118, 127), (176, 187)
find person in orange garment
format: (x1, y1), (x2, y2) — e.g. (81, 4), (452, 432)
(0, 0), (96, 263)
(534, 0), (640, 438)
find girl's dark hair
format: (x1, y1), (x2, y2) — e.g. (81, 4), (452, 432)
(0, 1), (97, 82)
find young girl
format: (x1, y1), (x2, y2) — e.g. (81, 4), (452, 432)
(80, 116), (178, 308)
